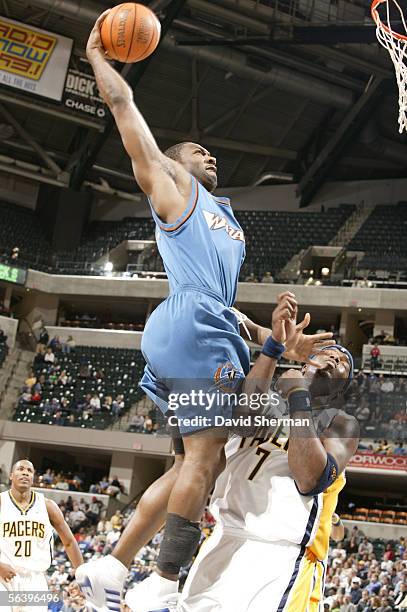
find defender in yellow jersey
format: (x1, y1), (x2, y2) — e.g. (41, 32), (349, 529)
(0, 460), (83, 612)
(179, 346), (359, 612)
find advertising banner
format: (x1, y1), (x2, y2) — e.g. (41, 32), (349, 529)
(0, 16), (72, 101)
(349, 452), (407, 472)
(62, 56), (107, 121)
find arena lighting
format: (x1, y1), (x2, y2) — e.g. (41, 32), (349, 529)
(321, 267), (330, 276)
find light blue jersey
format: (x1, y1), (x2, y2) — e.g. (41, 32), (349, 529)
(151, 175), (245, 306)
(140, 175), (251, 434)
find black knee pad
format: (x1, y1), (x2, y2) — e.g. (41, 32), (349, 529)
(157, 513), (201, 575)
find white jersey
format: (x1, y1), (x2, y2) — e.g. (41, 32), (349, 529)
(210, 420), (346, 558)
(0, 490), (54, 572)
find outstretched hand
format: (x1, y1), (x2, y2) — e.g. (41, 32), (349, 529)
(86, 9), (111, 59)
(271, 292), (298, 345)
(284, 312), (335, 366)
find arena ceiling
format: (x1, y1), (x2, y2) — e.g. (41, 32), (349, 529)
(0, 0), (406, 206)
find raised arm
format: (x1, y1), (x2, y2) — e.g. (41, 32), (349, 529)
(276, 370), (359, 494)
(234, 301), (334, 365)
(46, 499), (83, 569)
(86, 11), (191, 223)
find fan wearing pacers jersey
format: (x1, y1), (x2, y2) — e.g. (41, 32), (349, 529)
(77, 11), (335, 612)
(179, 345), (359, 612)
(0, 459), (83, 612)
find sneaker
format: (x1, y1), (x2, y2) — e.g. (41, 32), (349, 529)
(75, 555), (127, 609)
(125, 572), (179, 612)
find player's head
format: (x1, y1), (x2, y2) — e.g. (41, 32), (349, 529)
(164, 142), (218, 192)
(302, 345), (354, 403)
(10, 459), (34, 491)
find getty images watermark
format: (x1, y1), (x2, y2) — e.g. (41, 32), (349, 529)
(166, 389), (310, 429)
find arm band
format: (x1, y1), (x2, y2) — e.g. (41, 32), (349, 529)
(297, 453), (339, 497)
(287, 389), (311, 414)
(261, 336), (285, 360)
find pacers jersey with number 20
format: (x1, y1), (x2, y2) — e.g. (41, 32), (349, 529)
(210, 429), (346, 560)
(149, 175), (245, 307)
(0, 490), (53, 572)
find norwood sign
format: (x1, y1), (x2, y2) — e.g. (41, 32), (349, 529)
(349, 452), (407, 472)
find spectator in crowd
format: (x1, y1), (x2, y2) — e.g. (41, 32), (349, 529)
(261, 271), (274, 283)
(110, 510), (123, 531)
(44, 347), (56, 364)
(244, 272), (258, 283)
(49, 335), (62, 352)
(359, 537), (374, 555)
(90, 393), (101, 412)
(69, 503), (86, 530)
(106, 475), (125, 497)
(370, 344), (381, 370)
(349, 577), (363, 604)
(51, 563), (69, 587)
(62, 335), (76, 354)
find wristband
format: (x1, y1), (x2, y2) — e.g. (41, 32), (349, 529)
(288, 389), (311, 414)
(261, 336), (285, 361)
(332, 515), (341, 526)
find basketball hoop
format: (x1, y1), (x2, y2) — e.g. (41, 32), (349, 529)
(371, 0), (407, 133)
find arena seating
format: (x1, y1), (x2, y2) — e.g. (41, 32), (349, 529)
(1, 199), (354, 278)
(0, 201), (51, 271)
(235, 206), (354, 279)
(13, 346), (145, 429)
(344, 373), (407, 441)
(349, 203), (407, 274)
(55, 217), (154, 275)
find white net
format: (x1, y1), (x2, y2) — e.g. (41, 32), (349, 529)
(372, 0), (407, 133)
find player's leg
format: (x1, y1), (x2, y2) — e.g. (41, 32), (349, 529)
(125, 435), (227, 611)
(76, 452), (184, 608)
(113, 453), (184, 568)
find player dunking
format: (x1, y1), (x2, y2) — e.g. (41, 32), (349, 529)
(0, 460), (83, 612)
(178, 345), (359, 611)
(76, 11), (335, 611)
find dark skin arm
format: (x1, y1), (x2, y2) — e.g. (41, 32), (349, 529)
(291, 408), (359, 494)
(276, 370), (359, 493)
(86, 11), (190, 223)
(45, 499), (83, 569)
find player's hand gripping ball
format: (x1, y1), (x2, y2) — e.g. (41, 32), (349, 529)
(100, 3), (161, 63)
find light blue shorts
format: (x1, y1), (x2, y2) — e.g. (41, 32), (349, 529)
(140, 286), (250, 435)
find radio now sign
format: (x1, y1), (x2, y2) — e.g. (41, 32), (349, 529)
(0, 16), (72, 101)
(349, 452), (407, 472)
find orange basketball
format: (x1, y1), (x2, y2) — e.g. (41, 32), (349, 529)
(101, 3), (161, 63)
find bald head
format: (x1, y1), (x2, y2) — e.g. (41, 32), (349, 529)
(164, 142), (218, 192)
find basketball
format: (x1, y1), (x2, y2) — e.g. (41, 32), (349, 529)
(100, 3), (161, 63)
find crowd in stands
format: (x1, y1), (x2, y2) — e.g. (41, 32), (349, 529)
(324, 526), (407, 611)
(59, 313), (144, 332)
(344, 372), (407, 441)
(0, 327), (8, 368)
(34, 469), (125, 497)
(14, 336), (144, 430)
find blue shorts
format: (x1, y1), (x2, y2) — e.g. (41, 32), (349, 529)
(140, 286), (250, 435)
